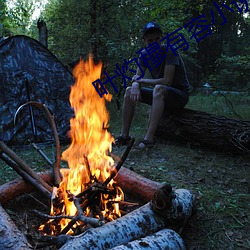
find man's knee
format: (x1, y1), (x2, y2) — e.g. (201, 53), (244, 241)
(124, 87), (132, 99)
(153, 84), (166, 98)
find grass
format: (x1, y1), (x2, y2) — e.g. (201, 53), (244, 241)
(186, 93), (250, 120)
(0, 93), (249, 249)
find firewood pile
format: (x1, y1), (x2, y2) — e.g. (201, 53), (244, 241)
(0, 140), (196, 250)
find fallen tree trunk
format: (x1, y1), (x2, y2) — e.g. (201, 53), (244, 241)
(0, 204), (32, 249)
(60, 187), (195, 250)
(155, 108), (250, 154)
(110, 228), (185, 250)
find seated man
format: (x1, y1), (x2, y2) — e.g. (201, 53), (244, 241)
(116, 22), (191, 148)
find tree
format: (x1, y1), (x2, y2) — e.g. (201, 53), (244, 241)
(0, 0), (12, 36)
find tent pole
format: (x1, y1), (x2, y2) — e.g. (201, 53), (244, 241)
(24, 78), (38, 142)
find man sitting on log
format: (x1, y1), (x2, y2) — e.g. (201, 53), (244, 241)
(115, 22), (191, 148)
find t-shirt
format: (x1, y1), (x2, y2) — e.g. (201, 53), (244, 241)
(138, 44), (191, 92)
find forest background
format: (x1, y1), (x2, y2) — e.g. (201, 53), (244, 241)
(1, 0), (250, 95)
(0, 1), (249, 249)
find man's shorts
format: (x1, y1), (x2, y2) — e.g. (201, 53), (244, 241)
(140, 86), (189, 112)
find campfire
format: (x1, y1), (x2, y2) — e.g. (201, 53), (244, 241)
(39, 55), (127, 236)
(0, 55), (196, 249)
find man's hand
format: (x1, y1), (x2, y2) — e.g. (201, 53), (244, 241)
(130, 82), (141, 102)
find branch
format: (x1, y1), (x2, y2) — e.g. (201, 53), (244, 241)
(14, 101), (62, 186)
(0, 141), (52, 193)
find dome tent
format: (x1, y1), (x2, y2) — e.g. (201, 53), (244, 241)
(0, 35), (74, 145)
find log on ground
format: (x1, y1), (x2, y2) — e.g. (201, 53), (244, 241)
(115, 166), (162, 203)
(0, 171), (53, 205)
(155, 108), (250, 153)
(59, 187), (195, 250)
(0, 204), (32, 249)
(110, 228), (185, 250)
(0, 167), (160, 205)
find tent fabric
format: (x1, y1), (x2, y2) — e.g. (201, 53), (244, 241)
(0, 35), (74, 144)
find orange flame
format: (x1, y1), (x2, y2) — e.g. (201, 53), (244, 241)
(43, 55), (123, 234)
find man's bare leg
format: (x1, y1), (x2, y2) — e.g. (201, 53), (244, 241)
(121, 87), (136, 138)
(139, 85), (166, 146)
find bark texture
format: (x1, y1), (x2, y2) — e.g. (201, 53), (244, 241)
(156, 108), (250, 154)
(115, 167), (162, 202)
(0, 167), (159, 205)
(110, 228), (185, 250)
(59, 187), (195, 250)
(0, 204), (32, 249)
(37, 19), (48, 47)
(0, 171), (53, 204)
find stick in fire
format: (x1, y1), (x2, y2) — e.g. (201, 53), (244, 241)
(37, 138), (135, 236)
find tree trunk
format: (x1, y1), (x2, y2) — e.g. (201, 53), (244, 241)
(155, 108), (250, 154)
(37, 19), (48, 47)
(0, 204), (32, 249)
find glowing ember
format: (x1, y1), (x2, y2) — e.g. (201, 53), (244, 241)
(40, 55), (124, 235)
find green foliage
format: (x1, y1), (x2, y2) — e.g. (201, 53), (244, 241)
(2, 0), (250, 91)
(208, 54), (250, 89)
(0, 0), (11, 36)
(5, 0), (35, 35)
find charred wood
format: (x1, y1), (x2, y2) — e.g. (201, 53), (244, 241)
(0, 167), (159, 205)
(104, 138), (135, 186)
(59, 185), (195, 250)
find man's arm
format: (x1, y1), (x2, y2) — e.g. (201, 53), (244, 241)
(129, 66), (146, 102)
(136, 64), (176, 87)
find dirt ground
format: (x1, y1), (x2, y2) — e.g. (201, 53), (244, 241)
(1, 138), (249, 249)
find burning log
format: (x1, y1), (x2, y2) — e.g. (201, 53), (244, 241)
(59, 185), (195, 250)
(156, 108), (250, 154)
(110, 228), (185, 250)
(0, 204), (32, 249)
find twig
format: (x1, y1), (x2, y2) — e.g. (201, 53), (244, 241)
(33, 209), (74, 220)
(72, 194), (105, 227)
(103, 138), (135, 186)
(27, 193), (50, 209)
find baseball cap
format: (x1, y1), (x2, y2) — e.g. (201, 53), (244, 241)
(142, 22), (162, 38)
